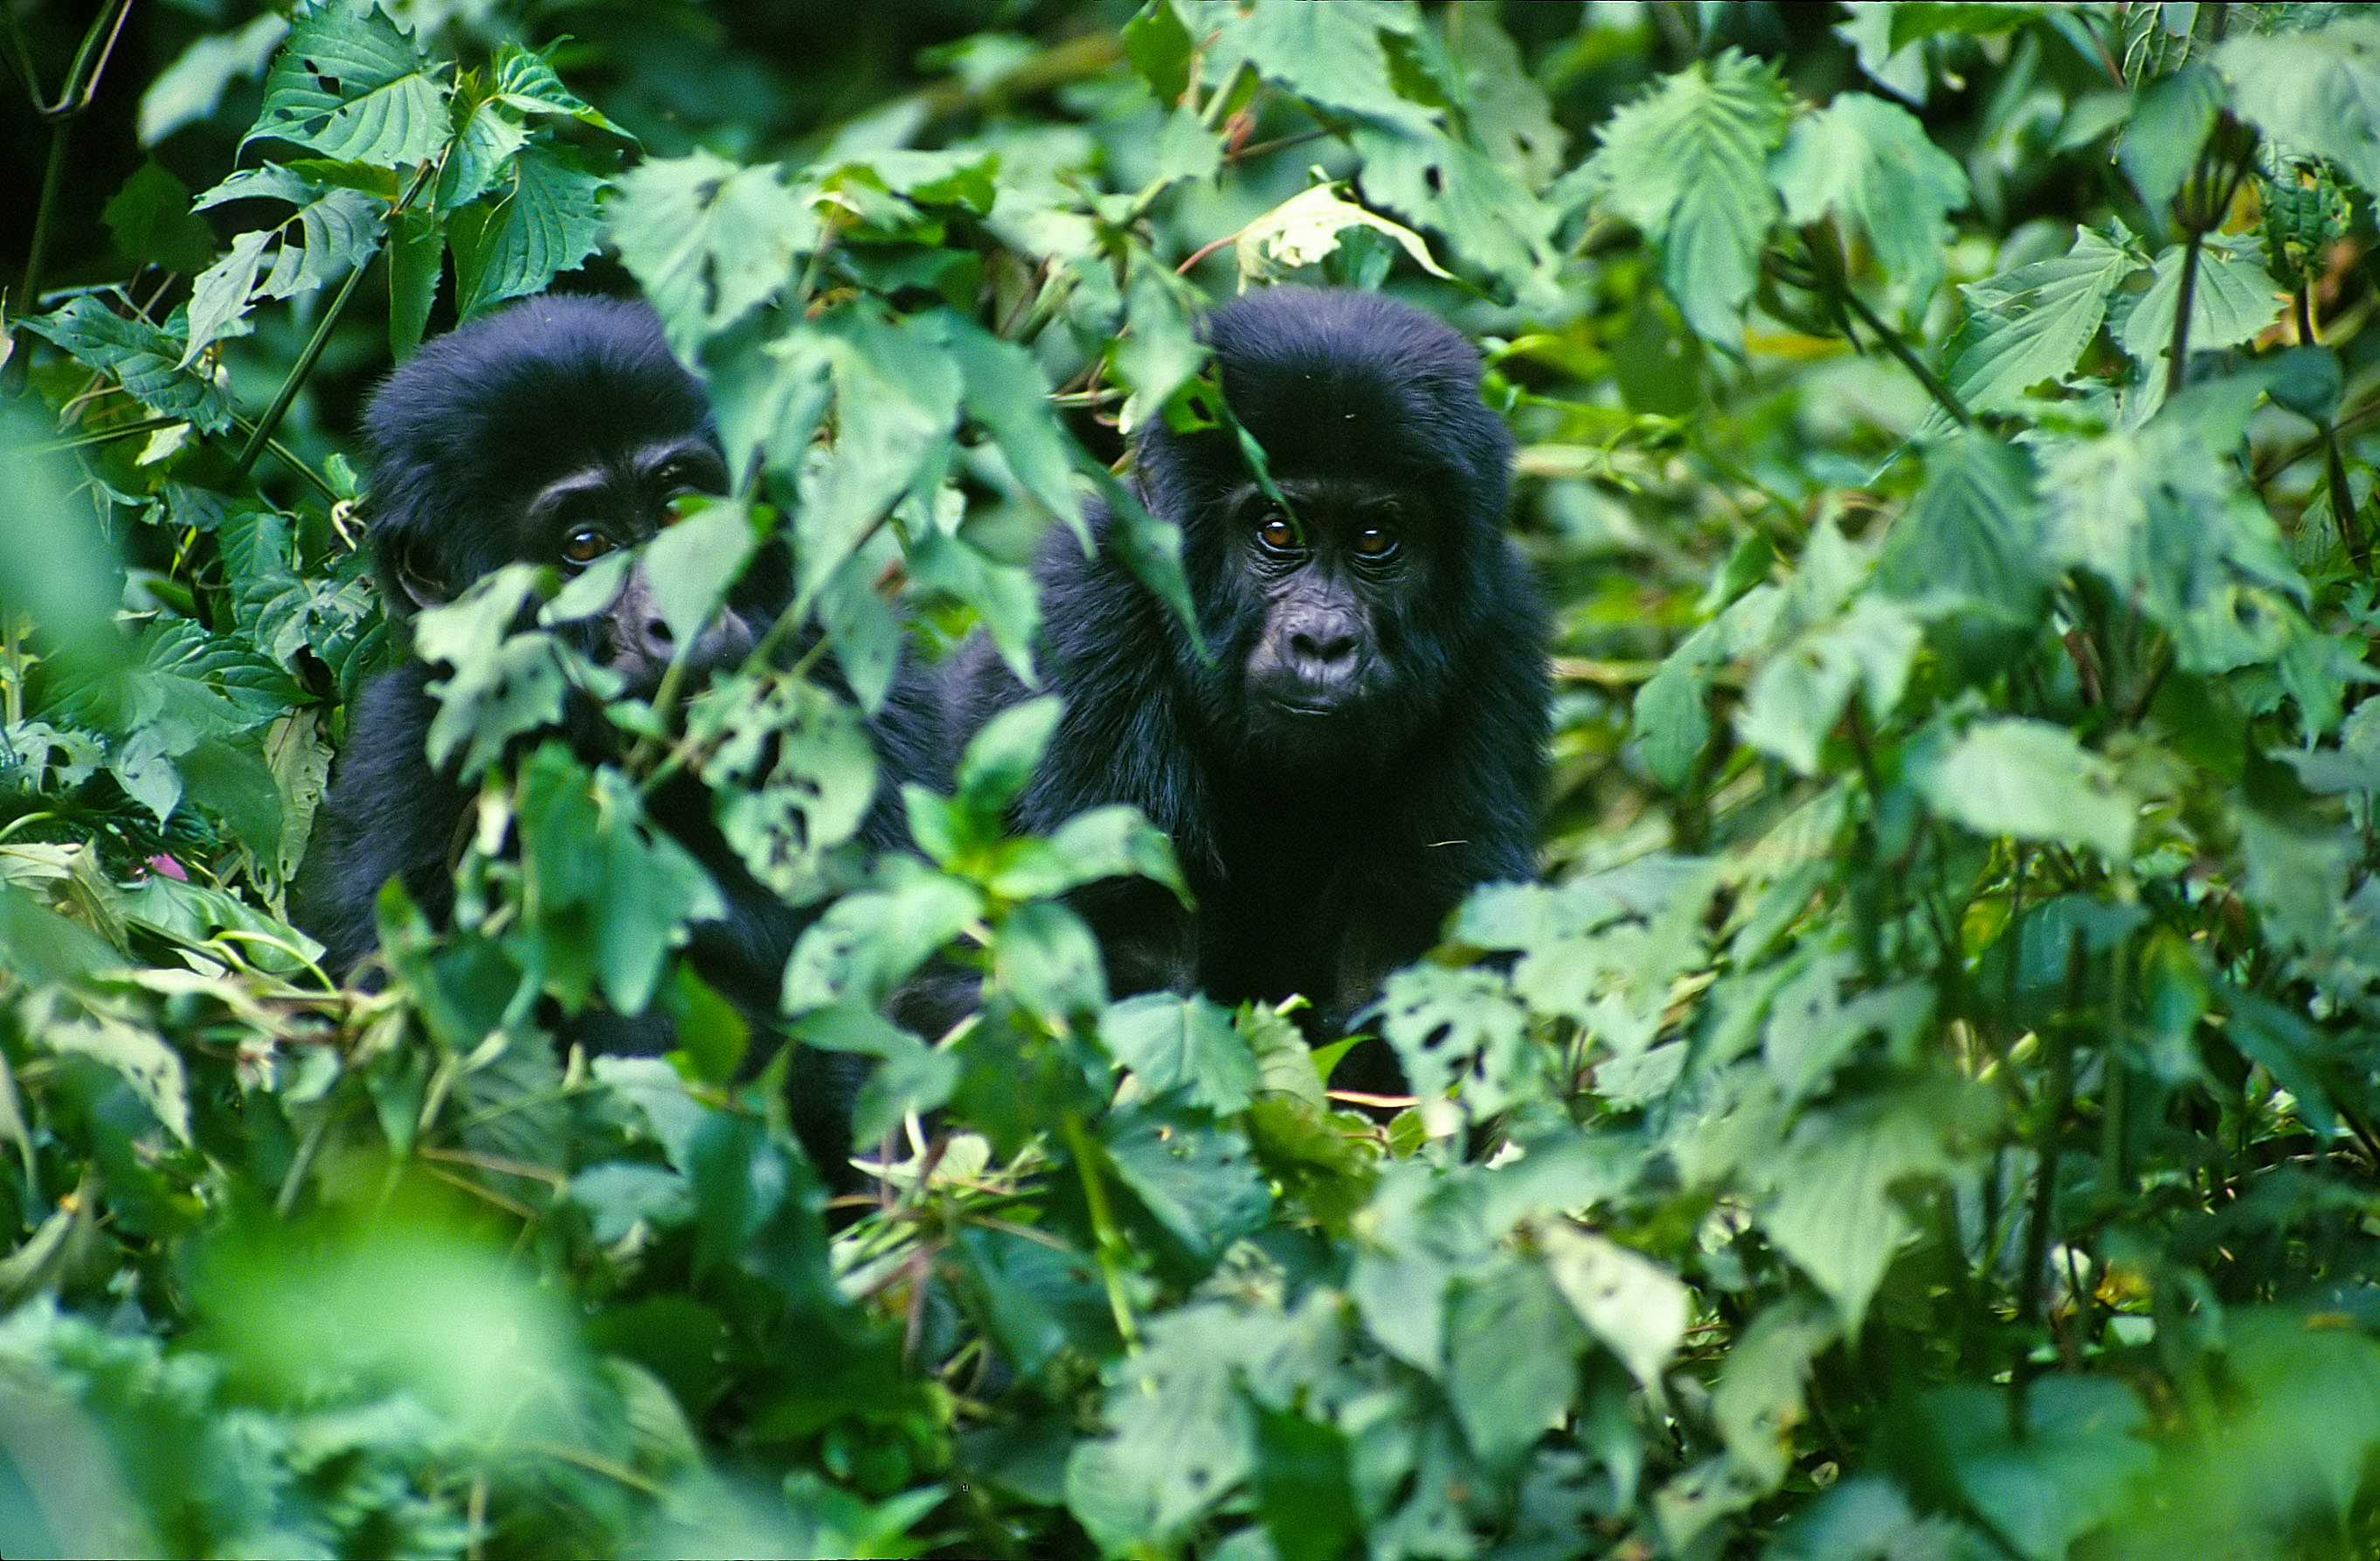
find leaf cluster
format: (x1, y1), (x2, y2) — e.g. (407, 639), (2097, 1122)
(5, 3), (2380, 1558)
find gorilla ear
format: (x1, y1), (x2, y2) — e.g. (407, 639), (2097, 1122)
(387, 536), (452, 611)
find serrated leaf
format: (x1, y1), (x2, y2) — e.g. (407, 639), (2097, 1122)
(1446, 1260), (1587, 1473)
(944, 317), (1089, 547)
(1219, 2), (1433, 135)
(246, 5), (449, 166)
(491, 39), (628, 137)
(2217, 17), (2380, 196)
(513, 749), (723, 1013)
(1877, 433), (2047, 611)
(1099, 992), (1257, 1113)
(994, 899), (1107, 1028)
(451, 144), (605, 315)
(1104, 1106), (1270, 1261)
(609, 150), (818, 344)
(796, 307), (963, 603)
(2117, 233), (2285, 377)
(1772, 91), (1969, 309)
(436, 84), (532, 211)
(1583, 49), (1794, 346)
(1946, 227), (2139, 414)
(991, 805), (1184, 903)
(1712, 1294), (1837, 1487)
(21, 298), (234, 432)
(1760, 1085), (1968, 1330)
(2120, 63), (2225, 220)
(689, 665), (876, 904)
(1912, 718), (2139, 859)
(1736, 596), (1920, 776)
(783, 861), (979, 1012)
(1537, 1221), (1689, 1391)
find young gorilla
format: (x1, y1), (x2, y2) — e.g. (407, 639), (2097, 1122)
(940, 286), (1548, 1090)
(301, 294), (931, 1175)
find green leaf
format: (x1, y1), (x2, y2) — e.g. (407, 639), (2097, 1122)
(491, 38), (630, 137)
(1946, 226), (2139, 414)
(1712, 1294), (1838, 1488)
(450, 144), (605, 315)
(1918, 1379), (2155, 1558)
(1221, 1), (1433, 135)
(1582, 49), (1794, 346)
(245, 3), (450, 166)
(955, 696), (1062, 817)
(20, 298), (234, 432)
(1877, 433), (2047, 614)
(1537, 1221), (1690, 1391)
(955, 1226), (1113, 1380)
(1759, 1083), (1975, 1330)
(435, 81), (532, 211)
(796, 307), (963, 602)
(414, 570), (578, 779)
(1736, 596), (1921, 776)
(1254, 1405), (1361, 1561)
(991, 805), (1185, 903)
(1447, 5), (1567, 188)
(609, 150), (819, 344)
(1104, 1105), (1271, 1262)
(1232, 182), (1452, 287)
(569, 1161), (694, 1243)
(1633, 623), (1719, 790)
(944, 316), (1090, 548)
(139, 12), (291, 147)
(993, 900), (1108, 1028)
(102, 161), (219, 274)
(1098, 992), (1257, 1113)
(2217, 17), (2380, 197)
(783, 860), (979, 1012)
(1380, 964), (1537, 1134)
(1912, 718), (2140, 860)
(513, 748), (723, 1013)
(2117, 233), (2285, 382)
(1772, 91), (1970, 309)
(43, 1001), (192, 1143)
(689, 666), (878, 905)
(641, 501), (758, 659)
(1353, 123), (1560, 309)
(1123, 0), (1193, 106)
(791, 1002), (958, 1143)
(1446, 1259), (1586, 1473)
(2119, 62), (2225, 220)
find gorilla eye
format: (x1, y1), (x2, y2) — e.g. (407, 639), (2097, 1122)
(561, 526), (615, 564)
(1353, 527), (1400, 560)
(1256, 514), (1303, 555)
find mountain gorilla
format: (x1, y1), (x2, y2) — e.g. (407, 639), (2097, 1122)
(301, 294), (930, 1177)
(940, 286), (1547, 1091)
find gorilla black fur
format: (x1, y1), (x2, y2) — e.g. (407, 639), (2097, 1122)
(943, 286), (1547, 1083)
(301, 294), (933, 1178)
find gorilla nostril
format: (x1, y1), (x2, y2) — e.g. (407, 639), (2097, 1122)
(645, 617), (674, 647)
(1291, 627), (1357, 667)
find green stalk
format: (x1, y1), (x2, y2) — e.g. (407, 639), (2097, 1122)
(235, 262), (370, 474)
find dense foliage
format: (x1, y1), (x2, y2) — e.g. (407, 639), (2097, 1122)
(5, 1), (2380, 1555)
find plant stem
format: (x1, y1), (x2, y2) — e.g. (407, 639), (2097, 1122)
(2163, 231), (2203, 402)
(1844, 288), (1974, 428)
(235, 261), (369, 474)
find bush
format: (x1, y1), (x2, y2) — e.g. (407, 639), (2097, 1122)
(4, 3), (2380, 1556)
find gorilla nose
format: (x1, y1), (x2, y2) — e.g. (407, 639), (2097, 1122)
(1286, 612), (1362, 680)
